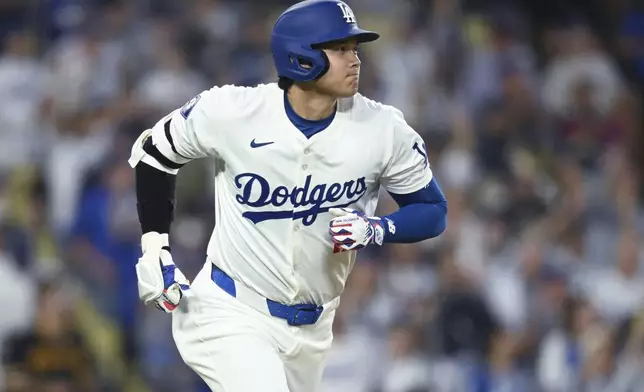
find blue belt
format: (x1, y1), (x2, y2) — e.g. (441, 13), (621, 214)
(211, 264), (324, 326)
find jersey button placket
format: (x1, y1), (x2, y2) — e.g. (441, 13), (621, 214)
(293, 147), (311, 270)
(292, 225), (301, 269)
(301, 146), (311, 171)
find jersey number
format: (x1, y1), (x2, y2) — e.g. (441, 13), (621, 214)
(180, 94), (201, 119)
(412, 141), (428, 168)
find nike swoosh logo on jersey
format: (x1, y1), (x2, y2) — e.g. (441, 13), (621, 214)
(250, 139), (274, 148)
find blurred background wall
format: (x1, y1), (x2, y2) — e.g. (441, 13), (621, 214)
(0, 0), (642, 391)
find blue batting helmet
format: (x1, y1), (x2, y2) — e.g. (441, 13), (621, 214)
(271, 0), (380, 82)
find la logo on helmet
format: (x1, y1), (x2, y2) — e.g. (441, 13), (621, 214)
(337, 2), (356, 23)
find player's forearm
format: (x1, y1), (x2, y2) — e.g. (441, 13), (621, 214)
(383, 178), (447, 243)
(130, 118), (186, 234)
(136, 162), (177, 234)
(382, 202), (447, 243)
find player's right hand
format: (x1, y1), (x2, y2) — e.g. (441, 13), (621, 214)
(135, 232), (190, 313)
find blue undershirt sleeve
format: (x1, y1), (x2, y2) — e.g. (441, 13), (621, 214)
(381, 178), (447, 243)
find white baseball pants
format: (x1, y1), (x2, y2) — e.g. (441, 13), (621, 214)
(172, 261), (337, 392)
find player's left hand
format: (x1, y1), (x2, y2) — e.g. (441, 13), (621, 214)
(328, 208), (385, 253)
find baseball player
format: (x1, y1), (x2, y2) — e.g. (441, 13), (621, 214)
(128, 1), (447, 391)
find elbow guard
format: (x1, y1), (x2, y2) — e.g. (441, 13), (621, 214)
(136, 162), (177, 234)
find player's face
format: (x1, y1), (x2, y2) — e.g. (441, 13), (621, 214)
(316, 39), (361, 98)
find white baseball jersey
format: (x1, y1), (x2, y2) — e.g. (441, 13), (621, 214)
(134, 83), (432, 306)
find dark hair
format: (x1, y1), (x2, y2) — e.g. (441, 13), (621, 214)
(278, 77), (294, 91)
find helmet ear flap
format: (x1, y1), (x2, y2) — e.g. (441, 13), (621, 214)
(284, 49), (329, 81)
(279, 50), (329, 90)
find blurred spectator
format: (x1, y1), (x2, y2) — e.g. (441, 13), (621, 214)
(380, 244), (437, 312)
(608, 312), (644, 391)
(133, 44), (206, 115)
(381, 323), (432, 392)
(0, 30), (48, 173)
(2, 280), (97, 392)
(473, 331), (535, 391)
(460, 8), (537, 114)
(435, 248), (498, 359)
(537, 295), (600, 391)
(376, 13), (434, 127)
(0, 228), (37, 368)
(578, 230), (644, 325)
(67, 159), (140, 360)
(484, 242), (544, 334)
(45, 108), (114, 234)
(542, 24), (623, 118)
(45, 26), (125, 118)
(319, 305), (384, 392)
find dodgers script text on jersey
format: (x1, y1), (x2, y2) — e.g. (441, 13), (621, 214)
(235, 173), (368, 225)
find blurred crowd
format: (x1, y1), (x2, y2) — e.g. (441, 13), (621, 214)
(0, 0), (642, 391)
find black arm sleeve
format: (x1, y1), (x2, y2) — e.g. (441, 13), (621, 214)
(135, 162), (176, 234)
